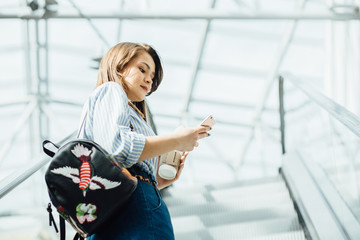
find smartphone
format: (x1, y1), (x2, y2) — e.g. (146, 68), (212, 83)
(200, 115), (215, 128)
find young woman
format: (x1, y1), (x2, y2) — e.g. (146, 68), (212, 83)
(79, 42), (211, 240)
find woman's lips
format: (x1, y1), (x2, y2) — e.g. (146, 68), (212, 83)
(141, 86), (149, 92)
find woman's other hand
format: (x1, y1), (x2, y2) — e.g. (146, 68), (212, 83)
(157, 152), (189, 190)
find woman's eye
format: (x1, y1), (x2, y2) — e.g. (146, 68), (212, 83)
(139, 67), (145, 73)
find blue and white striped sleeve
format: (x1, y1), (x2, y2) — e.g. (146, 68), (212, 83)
(90, 82), (146, 167)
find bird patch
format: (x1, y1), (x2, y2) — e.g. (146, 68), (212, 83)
(51, 143), (122, 197)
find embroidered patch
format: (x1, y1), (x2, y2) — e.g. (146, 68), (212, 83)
(57, 206), (68, 219)
(76, 203), (97, 224)
(71, 144), (93, 192)
(51, 144), (121, 197)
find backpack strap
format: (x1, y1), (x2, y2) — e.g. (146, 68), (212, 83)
(46, 203), (58, 233)
(48, 203), (84, 240)
(42, 140), (60, 158)
(73, 233), (84, 240)
(76, 112), (88, 139)
(42, 111), (87, 158)
(60, 215), (66, 240)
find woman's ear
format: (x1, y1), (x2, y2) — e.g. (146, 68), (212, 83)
(118, 64), (130, 78)
(116, 66), (126, 81)
(116, 65), (123, 74)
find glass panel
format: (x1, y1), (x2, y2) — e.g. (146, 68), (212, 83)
(284, 78), (360, 224)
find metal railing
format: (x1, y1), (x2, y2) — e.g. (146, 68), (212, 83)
(0, 132), (75, 199)
(0, 100), (159, 199)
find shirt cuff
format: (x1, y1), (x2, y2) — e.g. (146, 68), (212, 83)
(126, 132), (146, 166)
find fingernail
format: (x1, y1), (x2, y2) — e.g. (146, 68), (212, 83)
(208, 133), (211, 137)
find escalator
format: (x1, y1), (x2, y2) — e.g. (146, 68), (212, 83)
(163, 174), (306, 240)
(2, 75), (360, 240)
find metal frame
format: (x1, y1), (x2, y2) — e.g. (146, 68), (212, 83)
(279, 76), (286, 154)
(0, 98), (38, 166)
(183, 0), (217, 115)
(1, 10), (360, 20)
(234, 0), (308, 170)
(0, 132), (74, 199)
(1, 0), (360, 200)
(0, 2), (360, 239)
(0, 17), (50, 165)
(0, 0), (357, 176)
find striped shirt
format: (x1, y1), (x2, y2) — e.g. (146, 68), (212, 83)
(78, 82), (158, 183)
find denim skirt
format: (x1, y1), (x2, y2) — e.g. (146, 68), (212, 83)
(87, 166), (174, 240)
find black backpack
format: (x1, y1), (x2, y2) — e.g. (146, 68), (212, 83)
(43, 139), (138, 239)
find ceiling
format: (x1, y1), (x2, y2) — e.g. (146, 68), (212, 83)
(1, 0), (355, 188)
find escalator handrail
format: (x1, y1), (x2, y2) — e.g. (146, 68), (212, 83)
(0, 132), (75, 199)
(284, 74), (360, 138)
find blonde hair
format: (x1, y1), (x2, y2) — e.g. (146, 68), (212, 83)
(96, 42), (163, 96)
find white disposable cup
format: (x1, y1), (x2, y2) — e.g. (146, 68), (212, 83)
(158, 151), (182, 180)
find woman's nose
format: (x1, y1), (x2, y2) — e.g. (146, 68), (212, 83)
(145, 76), (153, 84)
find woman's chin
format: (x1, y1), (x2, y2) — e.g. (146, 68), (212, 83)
(132, 96), (145, 102)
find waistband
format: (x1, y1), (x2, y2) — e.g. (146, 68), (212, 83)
(128, 165), (157, 187)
